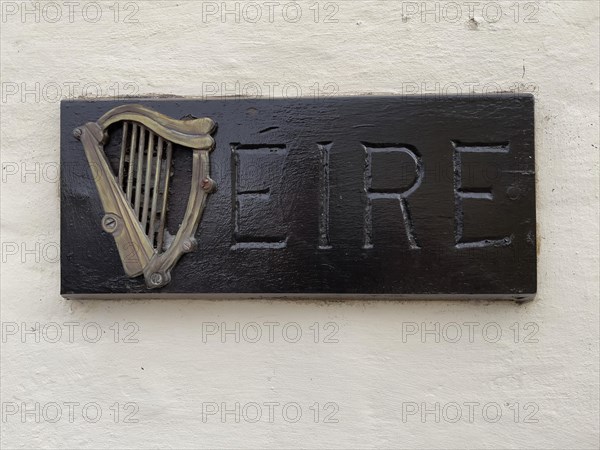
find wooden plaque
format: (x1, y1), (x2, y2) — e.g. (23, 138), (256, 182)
(61, 95), (536, 300)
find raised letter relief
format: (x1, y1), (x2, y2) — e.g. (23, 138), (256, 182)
(363, 143), (424, 250)
(73, 105), (216, 289)
(231, 143), (289, 249)
(453, 141), (513, 248)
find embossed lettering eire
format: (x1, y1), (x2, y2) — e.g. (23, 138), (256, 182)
(61, 96), (536, 300)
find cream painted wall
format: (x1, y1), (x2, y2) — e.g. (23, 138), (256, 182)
(1, 1), (598, 448)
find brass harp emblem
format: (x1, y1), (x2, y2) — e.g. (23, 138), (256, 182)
(73, 105), (216, 289)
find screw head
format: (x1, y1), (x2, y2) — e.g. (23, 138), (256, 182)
(201, 177), (215, 192)
(101, 214), (119, 233)
(182, 238), (196, 252)
(149, 273), (163, 286)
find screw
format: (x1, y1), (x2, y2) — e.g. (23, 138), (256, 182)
(182, 239), (195, 252)
(102, 216), (117, 231)
(150, 273), (163, 286)
(73, 128), (82, 140)
(201, 177), (215, 192)
(104, 217), (116, 229)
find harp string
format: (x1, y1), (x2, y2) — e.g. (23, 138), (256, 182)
(157, 141), (173, 253)
(126, 123), (138, 201)
(134, 125), (147, 217)
(149, 136), (164, 248)
(141, 131), (155, 234)
(118, 122), (129, 186)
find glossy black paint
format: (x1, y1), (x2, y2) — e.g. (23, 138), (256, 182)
(61, 95), (536, 299)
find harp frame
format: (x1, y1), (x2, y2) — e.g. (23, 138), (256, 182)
(73, 104), (216, 289)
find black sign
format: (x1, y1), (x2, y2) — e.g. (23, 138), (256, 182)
(61, 95), (536, 300)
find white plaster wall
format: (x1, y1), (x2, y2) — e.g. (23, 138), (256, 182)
(1, 1), (598, 448)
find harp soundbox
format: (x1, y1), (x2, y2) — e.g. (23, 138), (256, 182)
(73, 105), (216, 289)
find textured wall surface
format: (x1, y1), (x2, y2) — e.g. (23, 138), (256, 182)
(1, 1), (598, 448)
